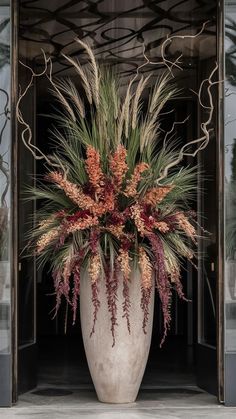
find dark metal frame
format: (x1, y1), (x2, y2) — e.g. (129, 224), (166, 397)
(217, 0), (225, 405)
(10, 0), (19, 405)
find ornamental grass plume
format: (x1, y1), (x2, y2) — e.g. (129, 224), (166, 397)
(26, 42), (199, 346)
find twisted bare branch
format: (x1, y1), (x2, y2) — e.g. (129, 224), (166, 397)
(140, 21), (210, 77)
(160, 21), (210, 76)
(16, 51), (61, 168)
(163, 116), (190, 147)
(155, 63), (221, 185)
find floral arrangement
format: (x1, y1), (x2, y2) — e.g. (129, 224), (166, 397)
(26, 41), (198, 346)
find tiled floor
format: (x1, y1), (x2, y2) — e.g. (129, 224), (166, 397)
(1, 337), (236, 418)
(1, 388), (236, 419)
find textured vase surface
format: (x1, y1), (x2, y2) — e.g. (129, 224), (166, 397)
(80, 269), (154, 403)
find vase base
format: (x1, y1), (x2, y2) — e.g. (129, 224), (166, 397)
(80, 270), (155, 407)
(97, 396), (137, 404)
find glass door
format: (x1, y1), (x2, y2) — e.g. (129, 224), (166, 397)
(196, 90), (218, 396)
(0, 0), (13, 407)
(0, 0), (38, 404)
(18, 67), (37, 394)
(224, 0), (236, 406)
(17, 36), (37, 396)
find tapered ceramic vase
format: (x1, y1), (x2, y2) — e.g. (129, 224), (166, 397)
(80, 269), (154, 404)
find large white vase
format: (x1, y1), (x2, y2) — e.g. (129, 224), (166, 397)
(80, 269), (154, 403)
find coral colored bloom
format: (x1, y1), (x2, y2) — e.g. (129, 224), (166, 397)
(47, 171), (97, 212)
(154, 221), (170, 233)
(36, 226), (61, 253)
(138, 247), (153, 334)
(88, 254), (101, 284)
(125, 162), (149, 197)
(102, 181), (115, 212)
(138, 247), (153, 290)
(65, 215), (99, 234)
(38, 215), (57, 230)
(130, 203), (146, 236)
(106, 224), (125, 239)
(142, 185), (172, 206)
(118, 248), (131, 281)
(109, 145), (128, 190)
(175, 212), (196, 241)
(85, 146), (104, 195)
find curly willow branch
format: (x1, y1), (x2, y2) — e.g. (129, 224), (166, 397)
(16, 50), (62, 168)
(137, 20), (221, 184)
(141, 21), (210, 76)
(155, 63), (223, 185)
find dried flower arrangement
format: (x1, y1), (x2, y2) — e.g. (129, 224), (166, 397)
(19, 39), (216, 347)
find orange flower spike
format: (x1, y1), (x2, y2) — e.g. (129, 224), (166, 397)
(138, 247), (153, 290)
(118, 248), (131, 281)
(102, 182), (115, 212)
(47, 171), (100, 215)
(88, 254), (101, 284)
(130, 203), (146, 236)
(154, 221), (170, 233)
(66, 215), (99, 234)
(36, 226), (61, 254)
(143, 185), (173, 206)
(109, 145), (128, 190)
(92, 190), (115, 217)
(38, 215), (56, 230)
(175, 212), (196, 241)
(125, 162), (149, 197)
(106, 225), (125, 239)
(85, 146), (104, 195)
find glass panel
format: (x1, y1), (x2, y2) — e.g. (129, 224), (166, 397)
(18, 69), (36, 348)
(196, 66), (217, 346)
(225, 1), (236, 353)
(0, 2), (11, 355)
(197, 59), (217, 347)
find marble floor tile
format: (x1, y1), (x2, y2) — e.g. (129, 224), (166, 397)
(3, 337), (234, 419)
(1, 404), (236, 419)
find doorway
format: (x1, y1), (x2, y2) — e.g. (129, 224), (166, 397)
(18, 83), (217, 401)
(16, 0), (219, 405)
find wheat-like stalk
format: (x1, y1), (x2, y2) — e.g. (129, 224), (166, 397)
(54, 78), (85, 118)
(131, 74), (151, 130)
(75, 39), (100, 106)
(62, 53), (93, 104)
